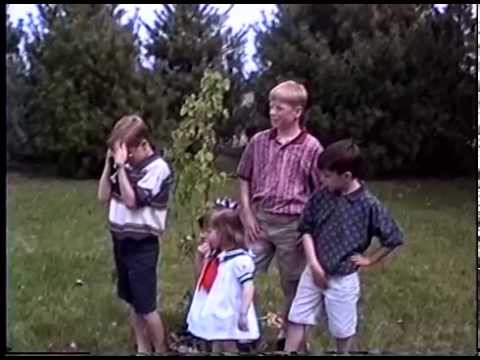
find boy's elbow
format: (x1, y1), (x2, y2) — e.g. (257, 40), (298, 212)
(121, 192), (138, 209)
(392, 237), (405, 250)
(125, 200), (137, 209)
(125, 194), (139, 209)
(97, 193), (109, 204)
(391, 244), (404, 255)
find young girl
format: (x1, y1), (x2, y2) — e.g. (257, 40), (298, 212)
(194, 198), (238, 279)
(186, 204), (260, 352)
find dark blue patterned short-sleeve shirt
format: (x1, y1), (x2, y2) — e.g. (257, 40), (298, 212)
(298, 185), (404, 276)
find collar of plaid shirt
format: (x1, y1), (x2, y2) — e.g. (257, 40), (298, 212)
(268, 128), (308, 146)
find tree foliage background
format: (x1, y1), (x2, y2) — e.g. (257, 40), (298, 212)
(253, 4), (476, 176)
(6, 4), (476, 178)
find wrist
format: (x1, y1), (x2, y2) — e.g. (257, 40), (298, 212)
(309, 260), (324, 273)
(241, 205), (252, 216)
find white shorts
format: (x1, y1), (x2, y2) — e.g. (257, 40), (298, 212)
(288, 266), (360, 339)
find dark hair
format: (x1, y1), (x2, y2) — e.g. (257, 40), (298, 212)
(245, 125), (258, 140)
(197, 214), (208, 229)
(209, 209), (246, 250)
(317, 139), (366, 179)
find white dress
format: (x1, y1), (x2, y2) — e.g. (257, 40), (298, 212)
(187, 248), (260, 341)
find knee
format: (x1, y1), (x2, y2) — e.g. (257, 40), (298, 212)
(286, 321), (305, 331)
(281, 279), (300, 302)
(138, 310), (157, 322)
(330, 325), (356, 340)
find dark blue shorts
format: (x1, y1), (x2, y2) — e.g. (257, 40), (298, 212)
(112, 235), (159, 315)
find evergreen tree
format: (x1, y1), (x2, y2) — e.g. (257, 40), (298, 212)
(254, 4), (475, 176)
(144, 4), (247, 146)
(24, 4), (147, 178)
(6, 8), (29, 161)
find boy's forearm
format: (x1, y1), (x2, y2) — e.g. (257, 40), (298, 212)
(97, 162), (112, 203)
(239, 179), (253, 214)
(240, 282), (255, 315)
(302, 234), (324, 272)
(368, 246), (397, 266)
(117, 166), (137, 208)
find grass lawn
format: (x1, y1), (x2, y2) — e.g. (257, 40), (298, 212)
(7, 173), (476, 354)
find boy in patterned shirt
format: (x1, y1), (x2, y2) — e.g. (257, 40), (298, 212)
(284, 139), (405, 353)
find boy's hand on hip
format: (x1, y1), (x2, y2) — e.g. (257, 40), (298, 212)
(311, 266), (328, 289)
(351, 254), (372, 268)
(238, 313), (249, 332)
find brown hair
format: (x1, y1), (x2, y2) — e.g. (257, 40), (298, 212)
(107, 115), (152, 149)
(209, 209), (247, 250)
(317, 139), (366, 179)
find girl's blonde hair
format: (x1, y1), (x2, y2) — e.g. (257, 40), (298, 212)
(107, 115), (152, 149)
(209, 209), (247, 250)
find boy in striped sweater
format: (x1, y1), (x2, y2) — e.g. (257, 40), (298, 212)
(97, 115), (174, 354)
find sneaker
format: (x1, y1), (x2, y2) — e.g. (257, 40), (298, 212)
(237, 342), (253, 353)
(251, 337), (269, 353)
(275, 338), (286, 351)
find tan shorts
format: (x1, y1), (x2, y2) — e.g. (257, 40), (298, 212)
(250, 211), (306, 312)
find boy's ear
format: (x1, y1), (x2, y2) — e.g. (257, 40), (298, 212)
(294, 105), (303, 119)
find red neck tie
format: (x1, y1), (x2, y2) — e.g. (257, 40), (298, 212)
(198, 256), (220, 293)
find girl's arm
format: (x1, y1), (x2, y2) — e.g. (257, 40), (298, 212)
(193, 251), (204, 281)
(238, 281), (254, 331)
(194, 243), (207, 279)
(240, 281), (255, 315)
(194, 239), (210, 280)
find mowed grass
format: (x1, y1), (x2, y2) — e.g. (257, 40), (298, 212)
(7, 173), (476, 354)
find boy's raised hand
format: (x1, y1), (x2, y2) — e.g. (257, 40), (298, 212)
(113, 142), (128, 166)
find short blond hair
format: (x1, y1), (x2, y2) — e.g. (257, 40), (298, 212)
(107, 115), (151, 149)
(268, 80), (308, 109)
